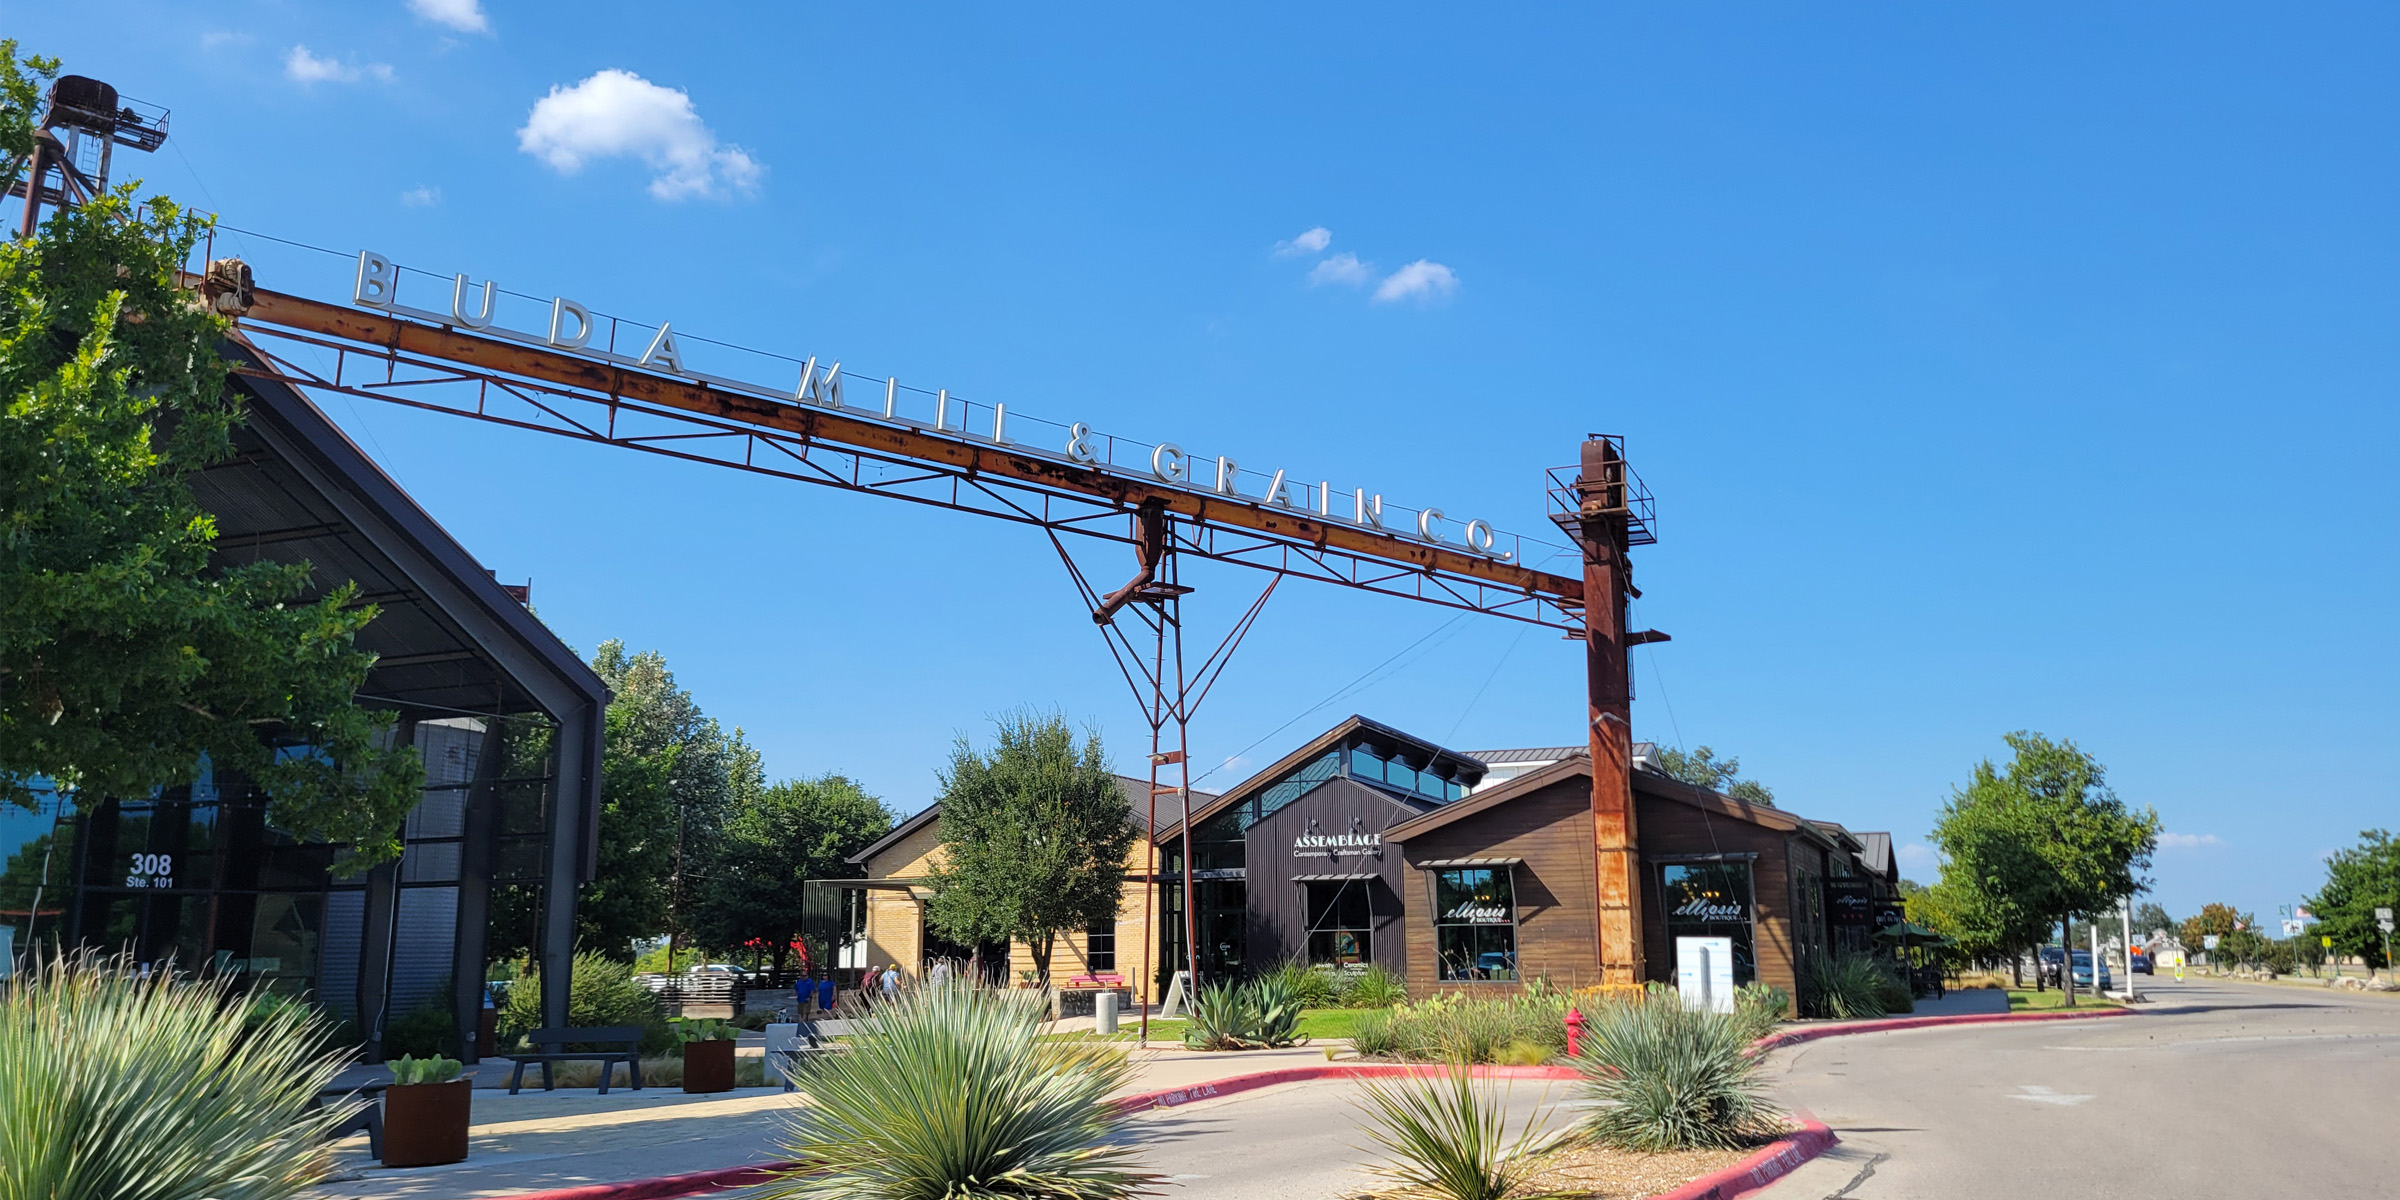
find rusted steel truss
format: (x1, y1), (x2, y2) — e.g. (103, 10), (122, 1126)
(227, 289), (1586, 631)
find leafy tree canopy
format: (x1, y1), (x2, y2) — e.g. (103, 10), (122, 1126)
(0, 43), (419, 864)
(1924, 732), (2159, 971)
(2307, 829), (2396, 970)
(572, 641), (755, 958)
(1650, 745), (1775, 808)
(689, 773), (894, 972)
(925, 710), (1133, 981)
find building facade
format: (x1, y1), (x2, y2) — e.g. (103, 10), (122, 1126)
(0, 343), (607, 1057)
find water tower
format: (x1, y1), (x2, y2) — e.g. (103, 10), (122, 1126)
(7, 73), (170, 236)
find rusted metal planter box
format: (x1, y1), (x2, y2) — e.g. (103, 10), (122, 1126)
(381, 1079), (471, 1167)
(682, 1039), (736, 1094)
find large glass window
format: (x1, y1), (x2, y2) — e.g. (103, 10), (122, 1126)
(1304, 881), (1372, 966)
(1085, 921), (1116, 972)
(1433, 868), (1516, 981)
(1658, 861), (1758, 986)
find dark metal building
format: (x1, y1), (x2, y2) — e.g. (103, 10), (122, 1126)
(0, 342), (606, 1056)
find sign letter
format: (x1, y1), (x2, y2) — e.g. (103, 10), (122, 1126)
(1417, 507), (1445, 543)
(354, 250), (396, 307)
(640, 323), (685, 373)
(548, 297), (593, 349)
(1215, 456), (1242, 497)
(451, 274), (498, 329)
(1152, 443), (1188, 482)
(1261, 469), (1296, 508)
(1355, 489), (1387, 529)
(1065, 422), (1098, 463)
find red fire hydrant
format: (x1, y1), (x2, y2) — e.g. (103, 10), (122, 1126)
(1564, 1007), (1585, 1058)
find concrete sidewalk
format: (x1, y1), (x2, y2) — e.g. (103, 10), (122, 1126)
(306, 1039), (1335, 1198)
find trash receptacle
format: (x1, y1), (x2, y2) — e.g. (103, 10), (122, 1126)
(1095, 990), (1120, 1035)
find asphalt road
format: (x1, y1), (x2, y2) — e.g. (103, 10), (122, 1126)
(1765, 976), (2400, 1199)
(1124, 1075), (1577, 1200)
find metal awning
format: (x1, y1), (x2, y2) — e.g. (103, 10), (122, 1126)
(1291, 872), (1378, 882)
(1414, 857), (1525, 869)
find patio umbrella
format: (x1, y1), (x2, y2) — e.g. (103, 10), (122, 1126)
(1873, 920), (1944, 943)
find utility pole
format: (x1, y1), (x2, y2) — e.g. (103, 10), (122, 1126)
(2121, 895), (2137, 1002)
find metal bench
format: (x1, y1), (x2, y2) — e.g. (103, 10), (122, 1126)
(311, 1081), (386, 1157)
(505, 1025), (646, 1094)
(767, 1018), (844, 1092)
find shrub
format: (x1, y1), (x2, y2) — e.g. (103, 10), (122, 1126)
(497, 952), (672, 1053)
(1247, 969), (1305, 1047)
(1267, 960), (1341, 1008)
(1355, 1065), (1569, 1200)
(672, 1018), (739, 1043)
(1870, 964), (1914, 1014)
(1355, 991), (1570, 1064)
(1803, 953), (1890, 1020)
(383, 993), (457, 1058)
(768, 982), (1153, 1200)
(1574, 989), (1784, 1152)
(0, 955), (354, 1200)
(1731, 983), (1792, 1043)
(1343, 963), (1408, 1009)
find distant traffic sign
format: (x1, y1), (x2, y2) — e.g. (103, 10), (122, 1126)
(2204, 935), (2221, 950)
(2377, 907), (2394, 933)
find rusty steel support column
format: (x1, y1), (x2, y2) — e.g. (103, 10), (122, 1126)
(1578, 436), (1643, 986)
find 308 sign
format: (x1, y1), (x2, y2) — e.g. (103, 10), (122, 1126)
(124, 854), (174, 889)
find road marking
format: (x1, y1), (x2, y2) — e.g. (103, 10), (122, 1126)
(2006, 1085), (2093, 1106)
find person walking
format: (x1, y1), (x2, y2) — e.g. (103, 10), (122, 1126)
(880, 962), (902, 1003)
(929, 957), (953, 988)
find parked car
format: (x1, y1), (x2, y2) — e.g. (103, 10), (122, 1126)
(2069, 950), (2114, 991)
(2129, 949), (2153, 975)
(2038, 946), (2068, 986)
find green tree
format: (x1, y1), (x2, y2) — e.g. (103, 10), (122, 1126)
(925, 711), (1132, 982)
(689, 773), (894, 973)
(0, 44), (420, 864)
(1927, 733), (2159, 1000)
(2131, 902), (2177, 943)
(2308, 830), (2397, 971)
(574, 641), (750, 958)
(2179, 903), (2252, 969)
(1650, 745), (1775, 808)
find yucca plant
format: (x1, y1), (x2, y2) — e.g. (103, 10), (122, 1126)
(0, 954), (356, 1200)
(1355, 1064), (1572, 1200)
(1803, 953), (1890, 1020)
(1574, 990), (1784, 1152)
(768, 981), (1155, 1200)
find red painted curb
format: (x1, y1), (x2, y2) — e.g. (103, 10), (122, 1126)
(502, 1163), (788, 1200)
(1650, 1116), (1838, 1200)
(1109, 1060), (1578, 1114)
(1751, 1004), (2133, 1053)
(499, 1006), (2125, 1200)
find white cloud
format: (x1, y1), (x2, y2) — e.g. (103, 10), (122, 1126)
(400, 185), (442, 207)
(285, 46), (393, 85)
(1373, 259), (1459, 304)
(408, 0), (491, 34)
(1308, 252), (1373, 287)
(1896, 842), (1940, 871)
(2157, 832), (2224, 849)
(517, 70), (764, 201)
(1273, 226), (1331, 258)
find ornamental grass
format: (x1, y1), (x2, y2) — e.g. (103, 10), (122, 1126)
(1572, 988), (1784, 1152)
(1353, 1064), (1573, 1200)
(0, 953), (355, 1200)
(766, 981), (1155, 1200)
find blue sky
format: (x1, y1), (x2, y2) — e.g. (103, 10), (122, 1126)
(15, 4), (2395, 924)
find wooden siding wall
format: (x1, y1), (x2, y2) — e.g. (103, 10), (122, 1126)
(1244, 778), (1422, 977)
(1633, 791), (1809, 999)
(1398, 775), (1602, 995)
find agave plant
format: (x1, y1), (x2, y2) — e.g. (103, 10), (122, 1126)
(769, 981), (1155, 1200)
(0, 954), (356, 1200)
(1574, 990), (1784, 1152)
(1182, 979), (1260, 1051)
(1244, 970), (1304, 1048)
(1355, 1064), (1572, 1200)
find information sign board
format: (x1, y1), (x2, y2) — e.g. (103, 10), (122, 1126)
(1676, 937), (1736, 1014)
